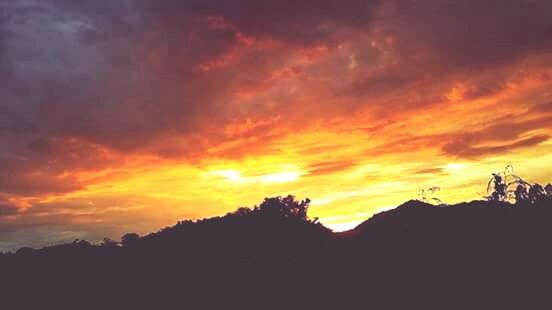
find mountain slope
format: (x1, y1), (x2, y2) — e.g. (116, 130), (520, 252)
(2, 198), (552, 310)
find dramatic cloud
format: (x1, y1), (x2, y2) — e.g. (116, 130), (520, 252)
(308, 161), (357, 176)
(444, 135), (550, 158)
(1, 0), (552, 250)
(147, 0), (383, 44)
(0, 202), (18, 217)
(442, 117), (552, 158)
(378, 0), (552, 69)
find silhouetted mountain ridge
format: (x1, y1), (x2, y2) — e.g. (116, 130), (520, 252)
(2, 196), (552, 310)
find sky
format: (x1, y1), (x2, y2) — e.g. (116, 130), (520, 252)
(1, 0), (552, 251)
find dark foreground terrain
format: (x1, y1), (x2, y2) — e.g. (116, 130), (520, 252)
(2, 197), (552, 310)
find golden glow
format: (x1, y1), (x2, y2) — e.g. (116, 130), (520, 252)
(2, 45), (552, 244)
(206, 166), (303, 185)
(444, 163), (467, 171)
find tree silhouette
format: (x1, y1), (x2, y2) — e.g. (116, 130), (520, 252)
(258, 195), (310, 221)
(488, 165), (551, 205)
(487, 173), (508, 201)
(121, 233), (141, 247)
(487, 165), (531, 203)
(527, 184), (543, 203)
(229, 207), (253, 217)
(100, 237), (119, 247)
(514, 183), (530, 203)
(546, 184), (552, 196)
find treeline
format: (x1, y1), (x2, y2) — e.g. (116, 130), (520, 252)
(0, 168), (551, 310)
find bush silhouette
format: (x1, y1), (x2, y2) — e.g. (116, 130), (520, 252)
(258, 195), (310, 221)
(487, 165), (551, 205)
(121, 233), (141, 247)
(546, 184), (552, 196)
(100, 237), (119, 247)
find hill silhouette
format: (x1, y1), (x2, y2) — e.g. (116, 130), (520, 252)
(2, 195), (552, 310)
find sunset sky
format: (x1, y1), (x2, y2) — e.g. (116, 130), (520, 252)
(1, 0), (552, 250)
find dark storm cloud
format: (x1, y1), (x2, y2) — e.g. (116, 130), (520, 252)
(0, 202), (18, 217)
(147, 0), (383, 45)
(1, 0), (381, 152)
(0, 105), (35, 134)
(2, 0), (384, 199)
(530, 102), (552, 113)
(0, 0), (551, 200)
(0, 154), (83, 197)
(0, 172), (82, 197)
(443, 134), (549, 158)
(0, 0), (238, 152)
(0, 135), (123, 197)
(2, 0), (551, 153)
(335, 0), (552, 117)
(347, 74), (413, 97)
(451, 117), (552, 145)
(442, 117), (552, 158)
(0, 0), (385, 181)
(382, 0), (552, 70)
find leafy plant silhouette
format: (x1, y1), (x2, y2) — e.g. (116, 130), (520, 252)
(419, 186), (443, 205)
(487, 164), (552, 204)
